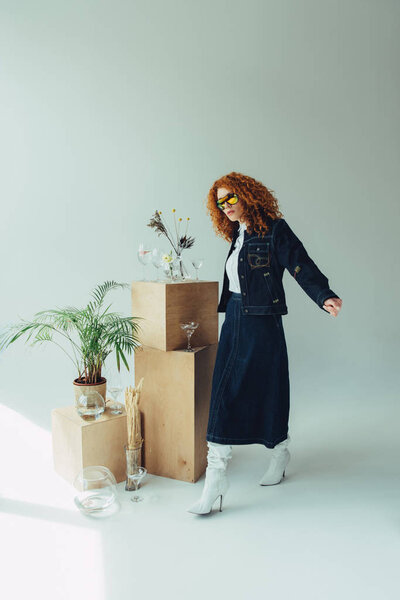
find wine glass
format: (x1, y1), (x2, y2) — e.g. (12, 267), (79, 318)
(151, 248), (164, 281)
(107, 384), (124, 414)
(137, 243), (152, 280)
(129, 467), (148, 503)
(104, 366), (124, 414)
(180, 321), (199, 352)
(191, 258), (203, 280)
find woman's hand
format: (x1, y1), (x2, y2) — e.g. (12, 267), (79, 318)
(323, 297), (342, 317)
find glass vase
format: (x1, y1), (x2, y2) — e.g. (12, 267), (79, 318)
(172, 253), (191, 281)
(73, 466), (117, 514)
(124, 443), (146, 491)
(75, 390), (105, 420)
(162, 262), (174, 282)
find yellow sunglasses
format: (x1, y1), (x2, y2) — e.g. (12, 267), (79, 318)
(216, 193), (239, 211)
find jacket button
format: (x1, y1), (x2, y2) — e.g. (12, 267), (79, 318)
(245, 309), (248, 312)
(240, 258), (243, 261)
(241, 275), (244, 279)
(243, 291), (246, 295)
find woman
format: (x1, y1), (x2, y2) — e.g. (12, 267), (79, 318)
(187, 171), (342, 515)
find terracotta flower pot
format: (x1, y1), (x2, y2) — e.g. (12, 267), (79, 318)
(73, 377), (107, 403)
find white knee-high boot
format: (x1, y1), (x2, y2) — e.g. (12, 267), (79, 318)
(187, 441), (233, 514)
(259, 435), (291, 486)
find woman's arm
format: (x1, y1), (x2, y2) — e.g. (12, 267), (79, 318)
(273, 218), (341, 315)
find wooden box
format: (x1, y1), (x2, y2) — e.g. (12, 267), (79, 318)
(51, 406), (128, 485)
(134, 343), (218, 483)
(131, 280), (219, 351)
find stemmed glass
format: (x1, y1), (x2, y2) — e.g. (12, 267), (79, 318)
(151, 248), (164, 281)
(180, 322), (199, 352)
(104, 365), (124, 415)
(129, 468), (147, 503)
(125, 444), (147, 503)
(137, 243), (152, 280)
(107, 383), (124, 414)
(191, 258), (203, 280)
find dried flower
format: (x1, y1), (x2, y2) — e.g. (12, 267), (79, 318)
(147, 210), (195, 255)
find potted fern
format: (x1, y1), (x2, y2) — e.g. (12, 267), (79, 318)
(0, 281), (143, 410)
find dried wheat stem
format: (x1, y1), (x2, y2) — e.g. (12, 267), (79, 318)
(125, 378), (144, 450)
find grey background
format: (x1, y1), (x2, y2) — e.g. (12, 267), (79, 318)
(1, 2), (400, 599)
(2, 1), (398, 422)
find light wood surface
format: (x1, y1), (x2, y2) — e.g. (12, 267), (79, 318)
(134, 343), (218, 483)
(131, 280), (219, 351)
(51, 405), (128, 484)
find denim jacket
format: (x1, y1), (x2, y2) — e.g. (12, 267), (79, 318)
(217, 217), (340, 315)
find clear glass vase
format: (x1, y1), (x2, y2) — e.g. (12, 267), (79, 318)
(162, 262), (174, 282)
(125, 443), (147, 493)
(75, 390), (105, 420)
(172, 253), (191, 281)
(73, 466), (117, 514)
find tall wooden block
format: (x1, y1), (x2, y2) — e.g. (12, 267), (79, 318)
(134, 343), (218, 483)
(51, 406), (129, 485)
(131, 280), (218, 351)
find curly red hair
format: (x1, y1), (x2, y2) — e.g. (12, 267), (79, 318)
(205, 171), (284, 242)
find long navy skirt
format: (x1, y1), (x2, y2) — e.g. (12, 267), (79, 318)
(206, 292), (290, 449)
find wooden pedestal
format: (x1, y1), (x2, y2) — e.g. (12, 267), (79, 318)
(131, 280), (219, 351)
(51, 406), (129, 485)
(134, 343), (218, 483)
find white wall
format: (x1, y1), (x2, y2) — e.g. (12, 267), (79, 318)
(1, 0), (399, 428)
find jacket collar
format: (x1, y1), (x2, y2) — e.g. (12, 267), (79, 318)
(231, 221), (268, 245)
(230, 216), (276, 246)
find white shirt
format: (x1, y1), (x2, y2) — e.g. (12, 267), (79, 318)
(226, 221), (247, 293)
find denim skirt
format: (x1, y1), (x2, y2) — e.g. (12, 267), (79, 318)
(206, 292), (290, 449)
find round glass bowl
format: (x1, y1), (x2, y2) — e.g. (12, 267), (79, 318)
(73, 466), (117, 514)
(75, 390), (105, 420)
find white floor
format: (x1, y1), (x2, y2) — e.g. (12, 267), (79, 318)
(1, 392), (399, 600)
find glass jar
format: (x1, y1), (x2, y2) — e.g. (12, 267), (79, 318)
(73, 466), (117, 513)
(75, 390), (105, 420)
